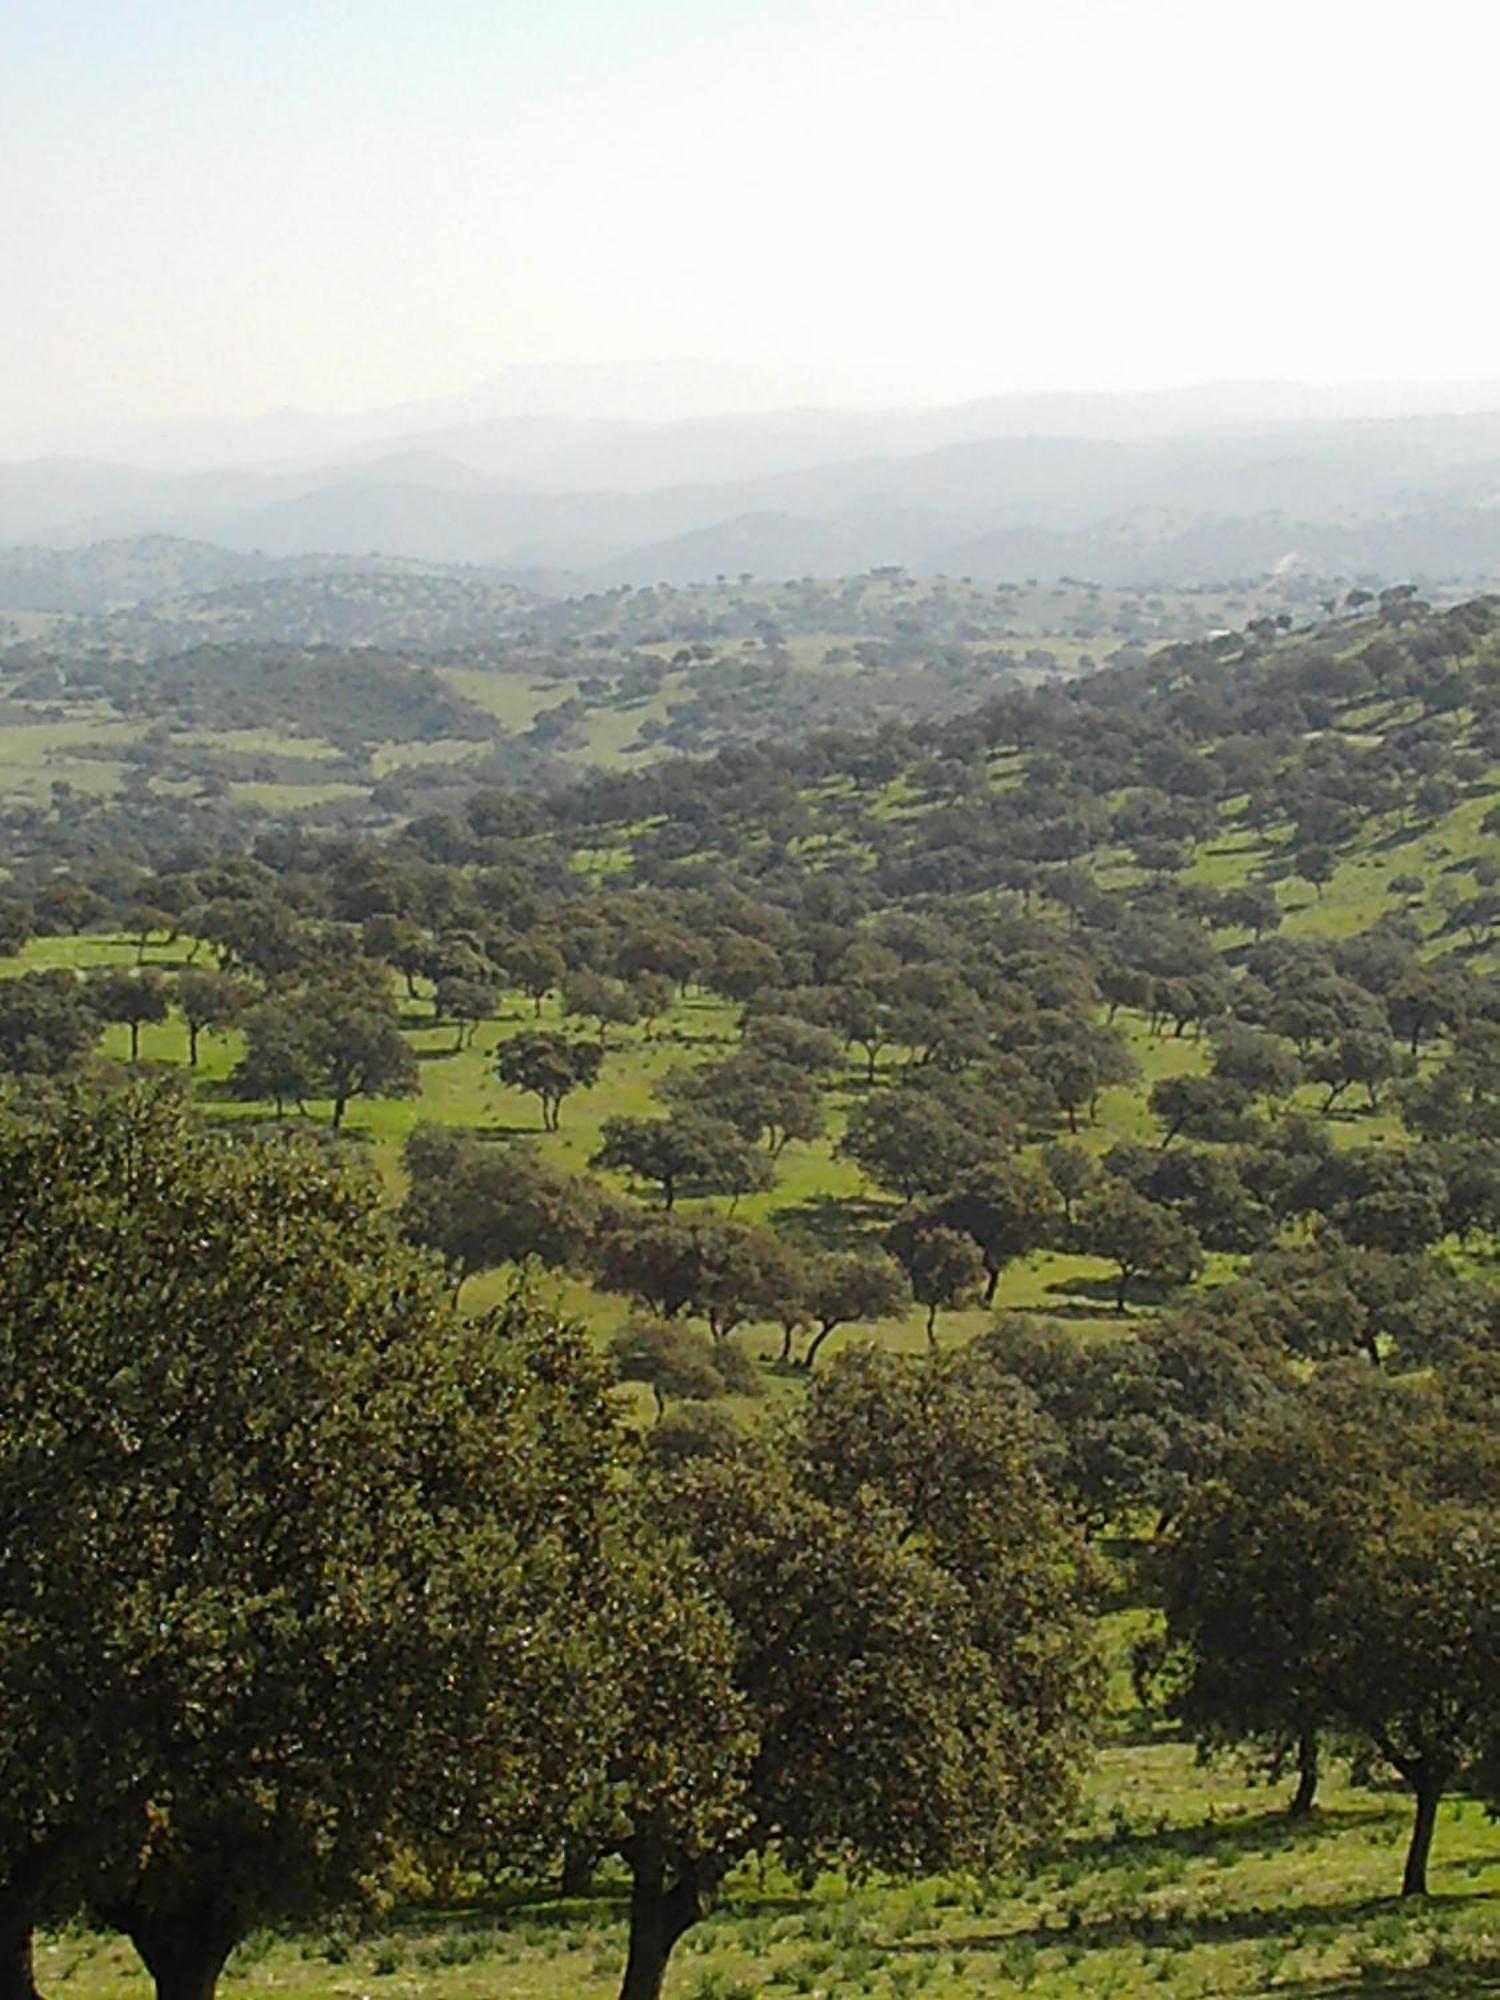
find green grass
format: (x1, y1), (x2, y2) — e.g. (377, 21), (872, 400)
(437, 668), (579, 731)
(226, 779), (369, 810)
(33, 1653), (1500, 1997)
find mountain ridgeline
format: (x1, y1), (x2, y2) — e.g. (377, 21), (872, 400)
(8, 387), (1500, 586)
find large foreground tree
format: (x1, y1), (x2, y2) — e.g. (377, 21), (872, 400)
(0, 1085), (621, 2000)
(590, 1346), (1102, 2000)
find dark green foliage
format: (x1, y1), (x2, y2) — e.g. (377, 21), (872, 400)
(593, 1111), (774, 1210)
(173, 968), (245, 1065)
(1077, 1180), (1204, 1312)
(0, 1085), (629, 1998)
(973, 1313), (1288, 1530)
(496, 1029), (604, 1130)
(595, 1346), (1101, 1997)
(922, 1156), (1060, 1304)
(884, 1217), (986, 1343)
(610, 1318), (760, 1414)
(0, 970), (97, 1076)
(400, 1124), (600, 1297)
(86, 968), (169, 1063)
(69, 643), (492, 747)
(1151, 1376), (1500, 1897)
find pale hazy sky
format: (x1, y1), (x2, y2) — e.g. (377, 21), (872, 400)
(4, 0), (1498, 443)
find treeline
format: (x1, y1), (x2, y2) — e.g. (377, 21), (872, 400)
(36, 642), (492, 748)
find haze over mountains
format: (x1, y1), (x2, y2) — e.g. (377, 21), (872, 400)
(7, 369), (1500, 590)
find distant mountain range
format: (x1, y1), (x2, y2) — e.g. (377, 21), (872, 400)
(6, 377), (1500, 589)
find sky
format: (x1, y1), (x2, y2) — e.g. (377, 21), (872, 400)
(4, 0), (1500, 448)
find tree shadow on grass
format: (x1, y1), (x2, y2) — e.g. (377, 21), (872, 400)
(771, 1193), (896, 1252)
(1058, 1798), (1394, 1873)
(385, 1880), (816, 1936)
(1044, 1274), (1180, 1313)
(881, 1886), (1496, 1964)
(1284, 1950), (1500, 1996)
(1029, 1298), (1134, 1324)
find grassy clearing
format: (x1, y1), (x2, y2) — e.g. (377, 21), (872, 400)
(0, 937), (1196, 1353)
(437, 668), (578, 731)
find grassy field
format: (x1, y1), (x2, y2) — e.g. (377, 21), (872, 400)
(34, 1632), (1500, 1998)
(0, 931), (1199, 1352)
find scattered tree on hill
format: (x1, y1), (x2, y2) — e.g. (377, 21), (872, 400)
(233, 1001), (318, 1116)
(926, 1157), (1059, 1305)
(885, 1217), (986, 1344)
(299, 984), (419, 1129)
(1151, 1382), (1500, 1898)
(504, 938), (566, 1016)
(88, 969), (170, 1064)
(563, 972), (641, 1047)
(434, 973), (497, 1050)
(593, 1111), (773, 1210)
(795, 1248), (912, 1370)
(1077, 1180), (1203, 1313)
(663, 1053), (825, 1155)
(174, 968), (245, 1067)
(496, 1030), (604, 1130)
(400, 1125), (599, 1301)
(838, 1084), (994, 1201)
(1149, 1073), (1252, 1147)
(592, 1210), (792, 1344)
(610, 1317), (758, 1415)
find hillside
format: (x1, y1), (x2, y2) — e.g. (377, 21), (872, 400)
(0, 564), (1341, 832)
(2, 586), (1498, 1996)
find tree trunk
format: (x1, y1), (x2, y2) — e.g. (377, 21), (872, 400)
(925, 1302), (939, 1346)
(1115, 1270), (1130, 1313)
(1289, 1728), (1319, 1817)
(116, 1905), (238, 2000)
(618, 1844), (702, 2000)
(982, 1265), (1000, 1307)
(187, 1023), (201, 1066)
(1402, 1776), (1443, 1897)
(560, 1841), (596, 1898)
(0, 1915), (41, 2000)
(801, 1321), (837, 1371)
(330, 1094), (347, 1129)
(129, 1022), (141, 1063)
